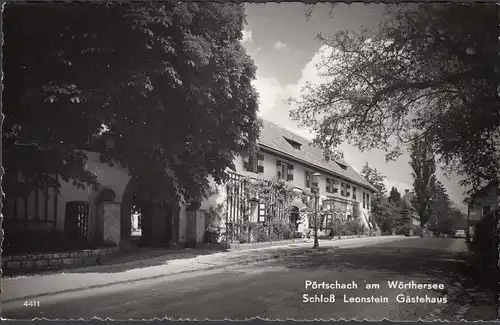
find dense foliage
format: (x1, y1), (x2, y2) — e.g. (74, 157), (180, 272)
(361, 163), (394, 233)
(4, 2), (260, 203)
(409, 134), (437, 226)
(389, 187), (402, 204)
(289, 4), (499, 193)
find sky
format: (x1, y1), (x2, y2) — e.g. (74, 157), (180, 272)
(241, 3), (468, 212)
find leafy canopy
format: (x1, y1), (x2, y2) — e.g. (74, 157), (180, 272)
(289, 4), (499, 192)
(4, 2), (260, 202)
(389, 187), (402, 204)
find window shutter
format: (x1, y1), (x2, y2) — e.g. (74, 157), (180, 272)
(249, 156), (256, 172)
(277, 160), (282, 179)
(287, 164), (294, 181)
(257, 154), (264, 173)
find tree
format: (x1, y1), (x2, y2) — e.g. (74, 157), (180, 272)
(389, 187), (402, 204)
(410, 135), (437, 227)
(360, 162), (395, 233)
(427, 180), (458, 234)
(4, 2), (260, 203)
(361, 162), (387, 195)
(289, 4), (499, 193)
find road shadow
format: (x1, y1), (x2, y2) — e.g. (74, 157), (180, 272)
(266, 238), (473, 292)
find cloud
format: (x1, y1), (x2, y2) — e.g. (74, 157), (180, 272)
(251, 46), (336, 127)
(241, 29), (253, 44)
(251, 44), (467, 208)
(251, 77), (282, 116)
(273, 41), (288, 50)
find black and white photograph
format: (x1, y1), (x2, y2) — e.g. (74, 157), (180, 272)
(2, 1), (499, 321)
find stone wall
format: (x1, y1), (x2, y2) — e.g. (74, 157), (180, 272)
(2, 247), (119, 274)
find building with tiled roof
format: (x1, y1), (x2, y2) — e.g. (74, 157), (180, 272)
(201, 119), (379, 235)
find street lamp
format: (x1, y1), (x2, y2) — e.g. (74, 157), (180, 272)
(311, 172), (321, 249)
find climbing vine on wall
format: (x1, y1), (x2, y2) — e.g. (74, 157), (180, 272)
(226, 176), (300, 223)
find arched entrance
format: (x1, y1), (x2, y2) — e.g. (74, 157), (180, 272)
(290, 206), (300, 231)
(120, 177), (179, 249)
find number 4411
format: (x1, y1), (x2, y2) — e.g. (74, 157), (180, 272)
(24, 301), (40, 307)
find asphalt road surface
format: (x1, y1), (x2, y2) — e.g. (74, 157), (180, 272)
(2, 237), (493, 321)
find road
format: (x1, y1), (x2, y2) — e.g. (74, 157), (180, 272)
(2, 237), (495, 321)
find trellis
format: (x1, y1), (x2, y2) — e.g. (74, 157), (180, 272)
(224, 171), (299, 242)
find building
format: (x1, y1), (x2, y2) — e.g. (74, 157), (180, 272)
(464, 180), (500, 241)
(201, 119), (379, 238)
(3, 119), (379, 253)
(3, 149), (203, 252)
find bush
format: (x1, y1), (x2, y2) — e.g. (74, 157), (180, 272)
(342, 219), (366, 236)
(412, 225), (423, 237)
(270, 219), (294, 240)
(251, 223), (269, 242)
(237, 231), (249, 244)
(244, 220), (296, 242)
(328, 221), (343, 237)
(326, 218), (367, 237)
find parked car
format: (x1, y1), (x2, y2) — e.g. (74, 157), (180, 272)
(454, 229), (466, 238)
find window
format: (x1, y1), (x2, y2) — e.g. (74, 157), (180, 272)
(258, 203), (267, 222)
(325, 178), (338, 193)
(277, 160), (286, 179)
(257, 154), (264, 173)
(305, 172), (312, 188)
(332, 179), (339, 193)
(352, 187), (357, 200)
(287, 164), (294, 181)
(340, 183), (347, 197)
(483, 205), (491, 216)
(284, 138), (302, 150)
(367, 194), (370, 210)
(244, 152), (264, 173)
(336, 162), (348, 170)
(346, 184), (351, 197)
(362, 192), (366, 209)
(277, 161), (294, 181)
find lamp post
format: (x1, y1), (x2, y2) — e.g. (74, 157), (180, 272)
(311, 172), (321, 249)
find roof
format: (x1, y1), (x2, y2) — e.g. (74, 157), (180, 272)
(471, 180), (499, 199)
(257, 119), (377, 192)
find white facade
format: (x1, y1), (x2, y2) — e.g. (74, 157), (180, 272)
(200, 149), (377, 233)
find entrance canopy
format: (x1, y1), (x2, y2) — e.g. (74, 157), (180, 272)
(290, 199), (307, 210)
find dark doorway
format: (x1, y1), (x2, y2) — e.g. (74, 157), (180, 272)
(64, 201), (90, 244)
(290, 206), (300, 231)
